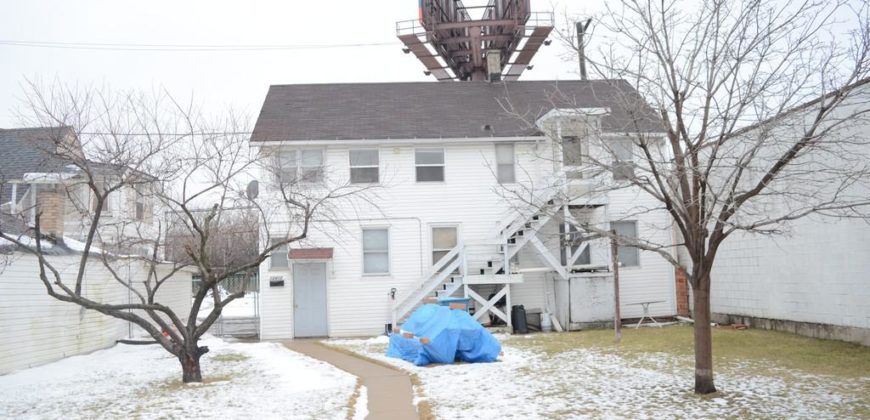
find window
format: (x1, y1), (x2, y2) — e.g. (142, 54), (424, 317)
(362, 228), (389, 274)
(495, 143), (515, 183)
(611, 221), (639, 267)
(415, 148), (444, 182)
(270, 239), (289, 269)
(349, 149), (379, 184)
(274, 149), (324, 183)
(133, 186), (150, 222)
(432, 227), (457, 267)
(562, 136), (585, 179)
(299, 150), (324, 182)
(611, 139), (635, 180)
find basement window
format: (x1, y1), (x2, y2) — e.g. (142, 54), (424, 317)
(362, 228), (390, 275)
(415, 148), (445, 182)
(349, 149), (379, 184)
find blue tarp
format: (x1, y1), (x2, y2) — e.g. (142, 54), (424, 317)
(386, 304), (501, 366)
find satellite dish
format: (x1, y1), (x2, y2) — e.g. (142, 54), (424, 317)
(246, 180), (259, 200)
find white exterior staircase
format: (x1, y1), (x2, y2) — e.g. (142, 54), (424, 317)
(391, 193), (565, 325)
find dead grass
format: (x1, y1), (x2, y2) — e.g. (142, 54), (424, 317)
(505, 324), (870, 379)
(345, 378), (363, 420)
(209, 353), (250, 363)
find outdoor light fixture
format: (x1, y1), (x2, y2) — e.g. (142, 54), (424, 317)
(402, 47), (411, 54)
(423, 70), (432, 76)
(544, 39), (552, 46)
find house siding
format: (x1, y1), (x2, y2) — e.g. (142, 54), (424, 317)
(257, 139), (677, 338)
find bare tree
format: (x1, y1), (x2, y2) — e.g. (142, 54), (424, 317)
(0, 80), (368, 382)
(501, 0), (870, 394)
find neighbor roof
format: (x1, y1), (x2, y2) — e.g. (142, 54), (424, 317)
(0, 126), (76, 205)
(250, 80), (664, 142)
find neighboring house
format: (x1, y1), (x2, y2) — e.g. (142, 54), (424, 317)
(250, 80), (678, 339)
(0, 127), (158, 254)
(710, 80), (870, 346)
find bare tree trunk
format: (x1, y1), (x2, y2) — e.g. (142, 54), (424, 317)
(180, 350), (204, 383)
(692, 279), (716, 394)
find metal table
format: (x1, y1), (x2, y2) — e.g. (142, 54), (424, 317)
(627, 300), (666, 328)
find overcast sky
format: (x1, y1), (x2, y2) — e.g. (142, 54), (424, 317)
(0, 0), (610, 128)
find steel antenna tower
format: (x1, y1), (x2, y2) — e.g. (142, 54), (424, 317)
(398, 0), (554, 82)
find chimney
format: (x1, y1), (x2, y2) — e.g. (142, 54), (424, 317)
(36, 187), (65, 238)
(486, 50), (502, 82)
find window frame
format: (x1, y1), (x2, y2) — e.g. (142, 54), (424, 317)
(495, 143), (516, 184)
(431, 225), (459, 268)
(269, 238), (290, 270)
(610, 138), (635, 181)
(349, 148), (380, 184)
(273, 148), (325, 184)
(414, 148), (446, 183)
(611, 220), (640, 267)
(362, 227), (390, 276)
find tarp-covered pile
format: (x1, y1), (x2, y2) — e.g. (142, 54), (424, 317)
(386, 304), (501, 366)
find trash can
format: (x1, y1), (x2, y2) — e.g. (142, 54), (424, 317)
(511, 305), (529, 334)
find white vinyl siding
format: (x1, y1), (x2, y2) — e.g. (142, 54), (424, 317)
(415, 148), (445, 182)
(349, 149), (379, 184)
(362, 228), (389, 275)
(496, 143), (516, 183)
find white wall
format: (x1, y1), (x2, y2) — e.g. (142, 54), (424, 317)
(258, 138), (677, 338)
(712, 213), (870, 330)
(0, 253), (191, 374)
(710, 85), (870, 332)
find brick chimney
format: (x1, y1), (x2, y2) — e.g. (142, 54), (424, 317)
(37, 189), (65, 238)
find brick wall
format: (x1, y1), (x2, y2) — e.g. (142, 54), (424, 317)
(37, 190), (64, 237)
(675, 267), (690, 317)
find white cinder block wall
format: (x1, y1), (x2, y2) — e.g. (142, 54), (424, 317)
(258, 139), (677, 338)
(0, 254), (191, 374)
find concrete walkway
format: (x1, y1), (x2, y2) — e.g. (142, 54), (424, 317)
(284, 340), (418, 420)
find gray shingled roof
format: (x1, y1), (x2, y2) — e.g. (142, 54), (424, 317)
(0, 126), (76, 205)
(250, 80), (664, 142)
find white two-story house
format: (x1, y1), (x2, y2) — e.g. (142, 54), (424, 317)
(250, 80), (678, 339)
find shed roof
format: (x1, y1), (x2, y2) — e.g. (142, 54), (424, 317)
(250, 80), (663, 142)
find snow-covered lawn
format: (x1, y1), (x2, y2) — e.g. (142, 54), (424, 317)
(329, 327), (870, 419)
(0, 336), (356, 420)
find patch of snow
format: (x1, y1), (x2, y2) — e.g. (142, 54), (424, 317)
(0, 235), (53, 249)
(0, 335), (356, 419)
(352, 386), (368, 420)
(197, 292), (258, 320)
(61, 236), (101, 254)
(332, 336), (870, 419)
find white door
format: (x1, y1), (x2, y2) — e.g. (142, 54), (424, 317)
(293, 263), (328, 337)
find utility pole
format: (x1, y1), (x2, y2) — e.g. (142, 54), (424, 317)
(576, 19), (592, 80)
(610, 231), (622, 342)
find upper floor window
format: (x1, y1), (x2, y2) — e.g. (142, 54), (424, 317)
(274, 149), (324, 183)
(495, 143), (515, 183)
(349, 149), (379, 184)
(611, 139), (635, 181)
(415, 148), (444, 182)
(562, 136), (586, 179)
(611, 221), (639, 267)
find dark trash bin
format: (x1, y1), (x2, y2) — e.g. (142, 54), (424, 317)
(511, 304), (529, 334)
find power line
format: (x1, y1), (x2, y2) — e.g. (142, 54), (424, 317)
(0, 39), (397, 52)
